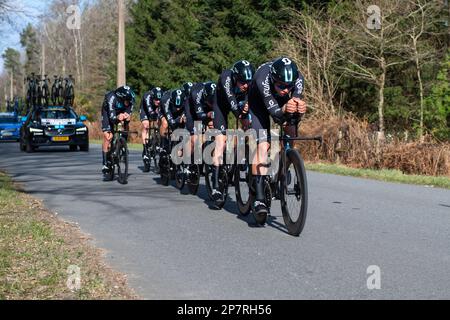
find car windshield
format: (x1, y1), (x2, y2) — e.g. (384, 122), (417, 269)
(0, 116), (18, 124)
(38, 109), (77, 120)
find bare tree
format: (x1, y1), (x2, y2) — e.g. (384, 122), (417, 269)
(402, 0), (444, 142)
(337, 0), (410, 145)
(277, 5), (346, 116)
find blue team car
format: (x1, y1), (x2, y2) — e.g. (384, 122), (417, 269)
(19, 105), (89, 152)
(0, 112), (21, 141)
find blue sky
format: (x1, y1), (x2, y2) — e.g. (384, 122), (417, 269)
(0, 0), (51, 73)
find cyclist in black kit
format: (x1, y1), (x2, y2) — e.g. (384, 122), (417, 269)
(140, 87), (163, 164)
(101, 85), (136, 174)
(247, 57), (307, 217)
(181, 81), (216, 174)
(210, 60), (255, 206)
(160, 89), (187, 152)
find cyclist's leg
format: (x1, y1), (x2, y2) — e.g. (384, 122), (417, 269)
(249, 107), (271, 214)
(160, 117), (170, 152)
(141, 118), (150, 159)
(211, 97), (228, 194)
(101, 110), (114, 172)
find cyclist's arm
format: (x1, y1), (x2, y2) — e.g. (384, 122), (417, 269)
(220, 72), (241, 118)
(258, 75), (284, 124)
(291, 74), (305, 100)
(107, 95), (118, 123)
(192, 87), (207, 121)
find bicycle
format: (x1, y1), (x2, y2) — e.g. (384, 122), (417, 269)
(235, 115), (322, 236)
(204, 114), (249, 209)
(40, 75), (50, 107)
(63, 75), (75, 107)
(143, 124), (161, 173)
(51, 75), (64, 105)
(104, 121), (137, 184)
(159, 127), (177, 186)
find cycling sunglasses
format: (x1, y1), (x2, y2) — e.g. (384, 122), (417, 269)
(274, 81), (294, 90)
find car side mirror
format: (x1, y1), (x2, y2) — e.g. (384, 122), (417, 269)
(79, 115), (87, 121)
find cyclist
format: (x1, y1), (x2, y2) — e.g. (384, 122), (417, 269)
(140, 87), (163, 166)
(182, 82), (194, 98)
(160, 88), (187, 154)
(210, 60), (255, 206)
(247, 57), (307, 217)
(101, 85), (136, 174)
(185, 81), (216, 151)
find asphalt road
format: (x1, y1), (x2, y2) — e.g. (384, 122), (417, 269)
(1, 141), (449, 299)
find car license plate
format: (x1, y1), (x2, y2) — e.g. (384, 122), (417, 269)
(52, 136), (69, 142)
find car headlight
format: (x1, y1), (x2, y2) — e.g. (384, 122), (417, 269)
(76, 126), (87, 134)
(29, 128), (43, 133)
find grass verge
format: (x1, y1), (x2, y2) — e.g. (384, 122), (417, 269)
(0, 171), (137, 299)
(305, 162), (450, 189)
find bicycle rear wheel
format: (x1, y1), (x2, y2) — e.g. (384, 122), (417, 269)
(116, 138), (129, 184)
(175, 164), (185, 190)
(159, 151), (170, 186)
(235, 161), (252, 216)
(280, 149), (308, 236)
(187, 164), (200, 195)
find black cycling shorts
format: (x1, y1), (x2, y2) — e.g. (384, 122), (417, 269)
(247, 103), (271, 143)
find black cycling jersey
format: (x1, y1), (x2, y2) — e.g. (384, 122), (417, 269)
(185, 82), (214, 135)
(139, 91), (159, 121)
(160, 90), (186, 131)
(101, 91), (134, 132)
(247, 61), (304, 141)
(213, 69), (248, 133)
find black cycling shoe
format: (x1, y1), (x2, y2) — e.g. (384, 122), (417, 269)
(253, 201), (268, 225)
(102, 164), (110, 174)
(211, 189), (224, 209)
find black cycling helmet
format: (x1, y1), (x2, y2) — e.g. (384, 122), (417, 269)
(202, 81), (217, 104)
(115, 85), (136, 103)
(171, 89), (185, 107)
(182, 82), (194, 97)
(150, 87), (163, 100)
(232, 60), (255, 83)
(270, 57), (299, 87)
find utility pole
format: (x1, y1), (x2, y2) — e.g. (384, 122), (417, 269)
(41, 42), (45, 77)
(117, 0), (126, 87)
(10, 70), (13, 100)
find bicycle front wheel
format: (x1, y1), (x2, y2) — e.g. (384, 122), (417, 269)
(116, 138), (129, 185)
(280, 149), (308, 236)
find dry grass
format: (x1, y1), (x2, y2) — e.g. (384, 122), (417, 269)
(297, 114), (450, 177)
(0, 172), (138, 300)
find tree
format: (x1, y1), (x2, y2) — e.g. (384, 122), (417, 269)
(1, 47), (21, 98)
(337, 0), (411, 144)
(403, 0), (444, 142)
(276, 4), (346, 116)
(20, 23), (40, 76)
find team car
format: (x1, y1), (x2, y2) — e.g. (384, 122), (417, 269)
(19, 106), (89, 152)
(0, 112), (21, 141)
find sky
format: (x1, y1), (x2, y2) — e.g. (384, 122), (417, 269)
(0, 0), (51, 73)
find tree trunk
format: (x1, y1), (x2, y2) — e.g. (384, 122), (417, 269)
(77, 29), (84, 90)
(73, 29), (81, 90)
(415, 49), (425, 143)
(378, 58), (386, 143)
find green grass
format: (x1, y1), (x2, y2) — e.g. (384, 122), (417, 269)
(305, 162), (450, 189)
(0, 172), (135, 300)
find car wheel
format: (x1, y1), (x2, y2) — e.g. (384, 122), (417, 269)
(70, 145), (78, 151)
(26, 140), (34, 153)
